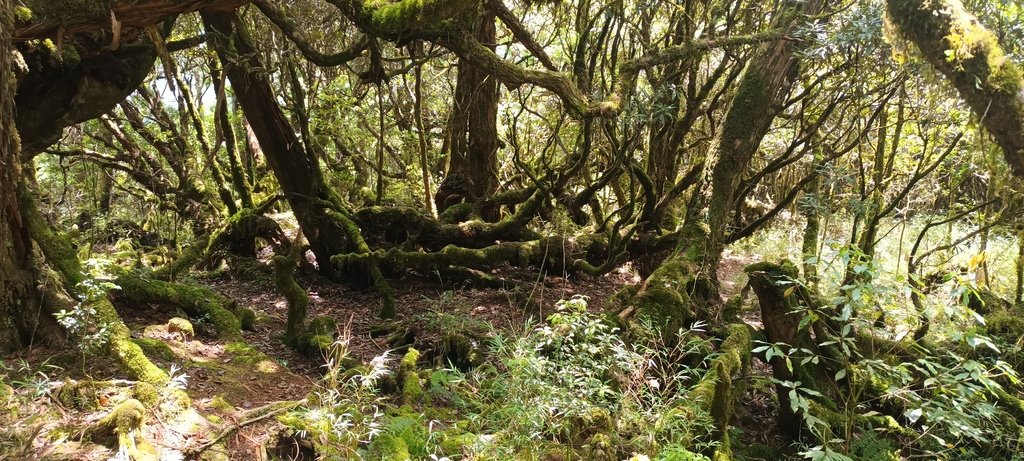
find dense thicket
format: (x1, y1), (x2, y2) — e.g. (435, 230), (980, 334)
(4, 0), (1024, 460)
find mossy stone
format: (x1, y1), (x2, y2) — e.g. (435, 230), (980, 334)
(167, 317), (195, 340)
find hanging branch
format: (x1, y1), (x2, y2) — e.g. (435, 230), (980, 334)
(253, 0), (370, 67)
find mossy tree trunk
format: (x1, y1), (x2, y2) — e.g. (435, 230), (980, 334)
(886, 0), (1024, 177)
(1016, 228), (1023, 305)
(202, 10), (351, 279)
(623, 0), (825, 327)
(745, 262), (838, 439)
(800, 177), (821, 287)
(0, 0), (60, 351)
(434, 11), (501, 221)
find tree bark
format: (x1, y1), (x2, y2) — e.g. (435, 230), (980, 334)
(434, 11), (500, 221)
(202, 10), (350, 278)
(621, 0), (825, 327)
(887, 0), (1024, 177)
(0, 0), (42, 350)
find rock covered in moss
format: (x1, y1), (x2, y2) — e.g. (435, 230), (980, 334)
(167, 317), (195, 340)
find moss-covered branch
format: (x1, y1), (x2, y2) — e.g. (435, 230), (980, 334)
(886, 0), (1024, 177)
(112, 271), (252, 337)
(19, 183), (168, 385)
(253, 0), (370, 67)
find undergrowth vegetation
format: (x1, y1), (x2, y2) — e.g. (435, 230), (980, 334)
(276, 296), (723, 460)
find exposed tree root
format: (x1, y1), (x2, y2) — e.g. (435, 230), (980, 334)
(84, 398), (157, 458)
(187, 399), (305, 457)
(686, 323), (752, 460)
(203, 198), (290, 269)
(112, 271), (254, 336)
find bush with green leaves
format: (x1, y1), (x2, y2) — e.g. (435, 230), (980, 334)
(456, 295), (719, 458)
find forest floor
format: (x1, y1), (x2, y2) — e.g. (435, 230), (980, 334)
(1, 250), (789, 460)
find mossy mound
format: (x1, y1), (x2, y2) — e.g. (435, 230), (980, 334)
(167, 317), (195, 340)
(367, 433), (410, 461)
(294, 315), (338, 355)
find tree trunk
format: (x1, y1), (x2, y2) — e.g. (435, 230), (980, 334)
(800, 176), (821, 287)
(434, 11), (500, 221)
(1016, 228), (1023, 305)
(622, 0), (825, 327)
(202, 10), (350, 278)
(887, 0), (1024, 177)
(0, 1), (46, 350)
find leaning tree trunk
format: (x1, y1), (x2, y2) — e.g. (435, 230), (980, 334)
(0, 0), (52, 350)
(202, 10), (351, 279)
(621, 0), (826, 328)
(434, 11), (501, 221)
(203, 10), (396, 316)
(887, 0), (1024, 178)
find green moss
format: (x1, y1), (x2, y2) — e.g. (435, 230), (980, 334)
(108, 325), (170, 385)
(439, 429), (479, 455)
(401, 371), (425, 405)
(358, 0), (473, 35)
(301, 333), (334, 354)
(683, 323), (752, 455)
(132, 382), (159, 407)
(131, 338), (175, 362)
(14, 6), (32, 21)
(236, 307), (257, 330)
(295, 315), (338, 355)
(400, 347), (420, 374)
(115, 272), (242, 337)
(308, 315), (338, 336)
(384, 414), (429, 458)
(658, 446), (712, 461)
(167, 317), (195, 340)
(985, 309), (1024, 340)
(160, 388), (192, 418)
(631, 260), (695, 337)
(273, 253), (309, 340)
(87, 398), (149, 456)
(225, 341), (265, 365)
(57, 380), (103, 409)
(367, 433), (411, 461)
(209, 395), (235, 412)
